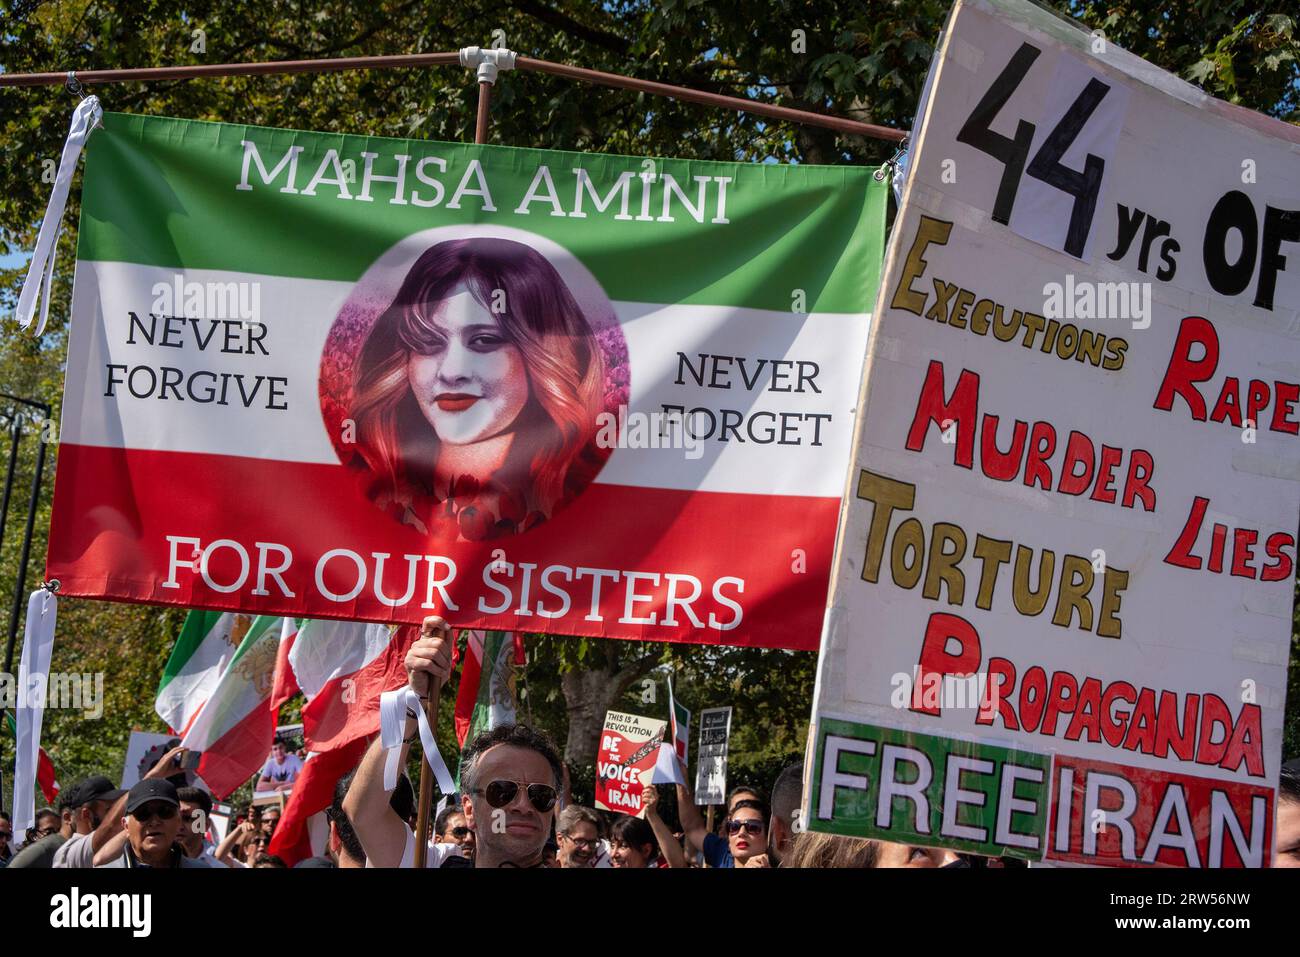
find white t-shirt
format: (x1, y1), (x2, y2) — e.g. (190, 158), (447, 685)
(364, 831), (463, 869)
(259, 753), (303, 784)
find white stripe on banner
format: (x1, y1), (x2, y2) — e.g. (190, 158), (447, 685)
(13, 590), (58, 833)
(62, 261), (870, 498)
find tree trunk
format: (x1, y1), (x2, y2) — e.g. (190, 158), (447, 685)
(561, 665), (622, 766)
(560, 644), (661, 766)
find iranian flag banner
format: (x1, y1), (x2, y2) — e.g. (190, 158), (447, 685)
(453, 629), (521, 747)
(155, 610), (249, 734)
(289, 618), (413, 752)
(179, 614), (286, 797)
(46, 114), (886, 651)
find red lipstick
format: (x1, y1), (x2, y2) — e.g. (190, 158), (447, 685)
(435, 393), (479, 412)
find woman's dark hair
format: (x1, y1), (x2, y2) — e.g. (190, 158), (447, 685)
(729, 798), (770, 826)
(350, 237), (608, 521)
(609, 815), (656, 859)
(728, 785), (761, 805)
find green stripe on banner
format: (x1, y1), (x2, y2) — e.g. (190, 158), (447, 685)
(76, 113), (886, 313)
(807, 718), (1051, 861)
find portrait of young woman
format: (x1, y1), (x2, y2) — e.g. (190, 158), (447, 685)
(342, 236), (616, 541)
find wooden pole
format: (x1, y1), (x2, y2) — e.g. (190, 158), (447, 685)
(411, 93), (491, 861)
(412, 693), (438, 869)
(705, 804), (715, 867)
(475, 81), (492, 144)
(413, 85), (491, 864)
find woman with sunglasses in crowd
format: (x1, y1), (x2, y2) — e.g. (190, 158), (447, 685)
(671, 773), (770, 867)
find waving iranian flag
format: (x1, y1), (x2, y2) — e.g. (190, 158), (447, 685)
(178, 615), (294, 797)
(155, 611), (248, 734)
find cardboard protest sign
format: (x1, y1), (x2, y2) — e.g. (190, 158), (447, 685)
(807, 0), (1299, 866)
(47, 114), (887, 651)
(695, 706), (732, 805)
(120, 730), (181, 788)
(595, 710), (667, 816)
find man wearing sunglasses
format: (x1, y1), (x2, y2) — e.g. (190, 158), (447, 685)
(52, 745), (190, 868)
(435, 804), (476, 862)
(347, 615), (564, 868)
(97, 779), (205, 868)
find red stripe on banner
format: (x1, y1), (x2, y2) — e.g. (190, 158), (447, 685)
(1046, 754), (1276, 868)
(47, 444), (835, 650)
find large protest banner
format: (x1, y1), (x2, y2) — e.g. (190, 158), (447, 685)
(595, 710), (666, 816)
(807, 0), (1299, 866)
(46, 114), (886, 651)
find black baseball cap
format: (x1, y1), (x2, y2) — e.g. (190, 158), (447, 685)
(66, 775), (126, 808)
(125, 779), (180, 814)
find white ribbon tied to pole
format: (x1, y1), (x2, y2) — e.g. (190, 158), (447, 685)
(378, 686), (455, 795)
(13, 589), (58, 835)
(15, 94), (103, 336)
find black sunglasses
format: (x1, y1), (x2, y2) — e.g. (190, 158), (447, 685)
(726, 819), (765, 836)
(448, 826), (472, 839)
(131, 802), (179, 822)
(474, 780), (557, 812)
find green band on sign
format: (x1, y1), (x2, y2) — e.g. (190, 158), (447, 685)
(808, 717), (1051, 861)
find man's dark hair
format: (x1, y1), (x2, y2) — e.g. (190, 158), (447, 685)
(34, 807), (58, 825)
(327, 768), (366, 866)
(730, 798), (770, 825)
(1280, 757), (1300, 805)
(460, 723), (564, 795)
(255, 853), (287, 868)
(175, 786), (213, 815)
(390, 773), (416, 823)
(0, 810), (10, 822)
(771, 760), (803, 828)
(435, 803), (464, 837)
(609, 815), (656, 858)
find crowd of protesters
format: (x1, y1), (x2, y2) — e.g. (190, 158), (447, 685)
(3, 617), (1299, 870)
